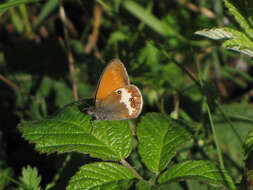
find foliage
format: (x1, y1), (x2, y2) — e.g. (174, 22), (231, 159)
(1, 0), (253, 189)
(195, 0), (253, 57)
(16, 166), (42, 190)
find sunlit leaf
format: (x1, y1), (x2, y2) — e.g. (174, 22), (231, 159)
(19, 100), (133, 161)
(136, 113), (191, 172)
(67, 162), (135, 190)
(19, 165), (42, 190)
(158, 160), (235, 189)
(224, 0), (253, 39)
(195, 28), (233, 40)
(195, 27), (253, 57)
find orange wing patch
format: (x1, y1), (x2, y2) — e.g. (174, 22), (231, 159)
(95, 60), (129, 100)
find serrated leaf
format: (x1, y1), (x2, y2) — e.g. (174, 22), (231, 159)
(136, 113), (191, 173)
(158, 160), (235, 189)
(195, 28), (233, 40)
(223, 42), (253, 57)
(19, 100), (133, 161)
(18, 166), (41, 190)
(244, 129), (253, 156)
(222, 28), (253, 57)
(67, 162), (136, 190)
(224, 0), (253, 39)
(196, 27), (253, 57)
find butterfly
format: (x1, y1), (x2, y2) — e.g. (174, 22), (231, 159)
(87, 59), (143, 120)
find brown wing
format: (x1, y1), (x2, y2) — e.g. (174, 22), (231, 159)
(95, 85), (143, 120)
(95, 59), (129, 100)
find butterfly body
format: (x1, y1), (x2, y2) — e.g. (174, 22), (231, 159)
(87, 60), (143, 120)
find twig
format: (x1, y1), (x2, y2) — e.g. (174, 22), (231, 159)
(0, 74), (23, 92)
(45, 154), (71, 190)
(177, 0), (216, 19)
(84, 3), (103, 60)
(59, 6), (79, 101)
(121, 159), (143, 180)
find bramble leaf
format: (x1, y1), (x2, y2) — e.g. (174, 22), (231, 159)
(224, 0), (253, 38)
(195, 27), (234, 40)
(19, 100), (133, 161)
(195, 27), (253, 57)
(158, 160), (235, 190)
(18, 166), (42, 190)
(67, 162), (136, 190)
(136, 113), (191, 173)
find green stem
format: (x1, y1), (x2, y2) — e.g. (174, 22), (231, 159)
(0, 0), (38, 9)
(196, 60), (225, 169)
(206, 103), (224, 169)
(19, 4), (32, 34)
(158, 47), (201, 88)
(46, 154), (71, 190)
(121, 159), (143, 180)
(96, 0), (112, 12)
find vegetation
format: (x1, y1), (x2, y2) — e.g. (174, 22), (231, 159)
(1, 0), (253, 189)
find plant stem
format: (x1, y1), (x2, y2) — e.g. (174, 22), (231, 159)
(0, 74), (23, 92)
(196, 59), (225, 169)
(19, 4), (32, 34)
(206, 103), (224, 169)
(0, 0), (38, 9)
(45, 154), (71, 190)
(59, 5), (79, 101)
(121, 159), (143, 180)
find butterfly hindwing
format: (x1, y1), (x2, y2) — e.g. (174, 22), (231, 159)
(95, 85), (143, 120)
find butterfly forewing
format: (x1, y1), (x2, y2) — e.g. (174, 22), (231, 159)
(88, 59), (143, 120)
(95, 60), (129, 100)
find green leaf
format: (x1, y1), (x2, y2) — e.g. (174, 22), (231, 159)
(18, 165), (41, 190)
(224, 0), (253, 39)
(33, 0), (59, 29)
(195, 27), (253, 57)
(195, 28), (234, 40)
(223, 40), (253, 57)
(136, 180), (152, 190)
(244, 129), (253, 156)
(222, 28), (253, 57)
(0, 168), (13, 190)
(224, 66), (253, 83)
(158, 160), (235, 189)
(122, 1), (166, 36)
(0, 7), (7, 17)
(19, 100), (133, 161)
(67, 162), (136, 190)
(0, 0), (38, 10)
(9, 7), (24, 34)
(136, 113), (191, 173)
(214, 102), (253, 169)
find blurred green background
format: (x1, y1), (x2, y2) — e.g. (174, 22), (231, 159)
(1, 0), (253, 189)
